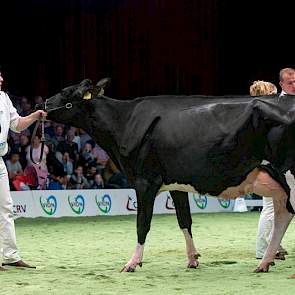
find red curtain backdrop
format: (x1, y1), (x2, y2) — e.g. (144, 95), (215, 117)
(1, 0), (223, 99)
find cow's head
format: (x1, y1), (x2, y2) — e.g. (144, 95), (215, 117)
(44, 78), (110, 125)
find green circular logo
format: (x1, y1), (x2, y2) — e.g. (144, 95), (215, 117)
(218, 198), (231, 209)
(193, 194), (207, 209)
(40, 195), (57, 215)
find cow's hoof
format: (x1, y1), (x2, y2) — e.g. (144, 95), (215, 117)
(275, 252), (286, 260)
(126, 267), (135, 272)
(120, 261), (142, 272)
(254, 267), (269, 273)
(254, 262), (274, 273)
(280, 248), (288, 256)
(187, 259), (199, 269)
(120, 266), (135, 272)
(187, 264), (197, 269)
(254, 260), (275, 273)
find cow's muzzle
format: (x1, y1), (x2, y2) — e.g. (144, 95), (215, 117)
(35, 100), (73, 113)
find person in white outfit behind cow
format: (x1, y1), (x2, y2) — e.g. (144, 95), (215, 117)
(0, 67), (47, 271)
(249, 80), (287, 259)
(251, 69), (295, 260)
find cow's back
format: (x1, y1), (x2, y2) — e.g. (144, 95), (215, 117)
(148, 97), (263, 195)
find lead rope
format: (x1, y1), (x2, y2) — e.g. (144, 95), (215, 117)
(30, 115), (45, 165)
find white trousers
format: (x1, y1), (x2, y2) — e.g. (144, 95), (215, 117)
(256, 197), (276, 258)
(256, 171), (295, 258)
(0, 157), (21, 263)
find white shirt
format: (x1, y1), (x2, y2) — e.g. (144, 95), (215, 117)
(0, 91), (20, 156)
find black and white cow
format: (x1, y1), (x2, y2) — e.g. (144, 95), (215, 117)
(44, 78), (295, 273)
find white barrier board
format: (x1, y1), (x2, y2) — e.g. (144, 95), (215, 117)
(11, 189), (237, 218)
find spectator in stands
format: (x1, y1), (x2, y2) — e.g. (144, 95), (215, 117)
(69, 126), (81, 151)
(33, 95), (43, 106)
(5, 151), (23, 190)
(12, 166), (37, 191)
(92, 143), (109, 172)
(61, 151), (74, 178)
(91, 173), (105, 189)
(19, 96), (33, 117)
(249, 80), (287, 260)
(47, 174), (64, 190)
(56, 128), (79, 162)
(79, 129), (92, 150)
(9, 127), (30, 147)
(103, 159), (129, 189)
(16, 134), (30, 169)
(51, 124), (65, 150)
(85, 164), (97, 187)
(80, 142), (95, 170)
(46, 141), (65, 180)
(68, 164), (89, 189)
(44, 120), (56, 138)
(26, 134), (49, 190)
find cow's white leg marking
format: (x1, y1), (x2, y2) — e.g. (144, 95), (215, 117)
(121, 243), (144, 272)
(182, 229), (200, 268)
(217, 168), (294, 272)
(250, 170), (294, 272)
(256, 198), (293, 272)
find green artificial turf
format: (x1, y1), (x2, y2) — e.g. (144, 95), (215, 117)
(2, 212), (295, 295)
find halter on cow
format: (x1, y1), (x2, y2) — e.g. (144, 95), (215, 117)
(40, 78), (295, 273)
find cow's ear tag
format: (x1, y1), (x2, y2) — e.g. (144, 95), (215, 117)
(83, 91), (92, 100)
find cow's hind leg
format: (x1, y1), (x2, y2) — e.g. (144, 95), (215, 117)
(121, 177), (158, 272)
(255, 197), (293, 272)
(170, 191), (200, 268)
(249, 170), (294, 272)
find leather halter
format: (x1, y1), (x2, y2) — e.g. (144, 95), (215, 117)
(29, 101), (73, 165)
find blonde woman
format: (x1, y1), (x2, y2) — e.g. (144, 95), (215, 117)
(250, 80), (277, 96)
(250, 80), (287, 260)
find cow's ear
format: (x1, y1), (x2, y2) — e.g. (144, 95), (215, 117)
(83, 78), (111, 100)
(94, 77), (111, 97)
(96, 78), (111, 89)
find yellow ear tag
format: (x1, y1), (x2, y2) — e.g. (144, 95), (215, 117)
(83, 91), (92, 100)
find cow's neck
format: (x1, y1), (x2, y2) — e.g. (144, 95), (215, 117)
(81, 97), (132, 167)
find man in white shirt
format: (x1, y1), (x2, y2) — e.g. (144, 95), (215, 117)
(0, 68), (47, 271)
(256, 68), (295, 260)
(279, 67), (295, 96)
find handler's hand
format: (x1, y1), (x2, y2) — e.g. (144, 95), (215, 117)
(33, 110), (47, 120)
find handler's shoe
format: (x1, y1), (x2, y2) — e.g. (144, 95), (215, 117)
(2, 260), (36, 268)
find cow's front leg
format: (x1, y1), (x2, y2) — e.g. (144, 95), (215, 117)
(255, 197), (293, 273)
(121, 178), (158, 272)
(170, 191), (200, 268)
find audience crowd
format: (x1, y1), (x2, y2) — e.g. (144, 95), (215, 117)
(4, 93), (129, 191)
